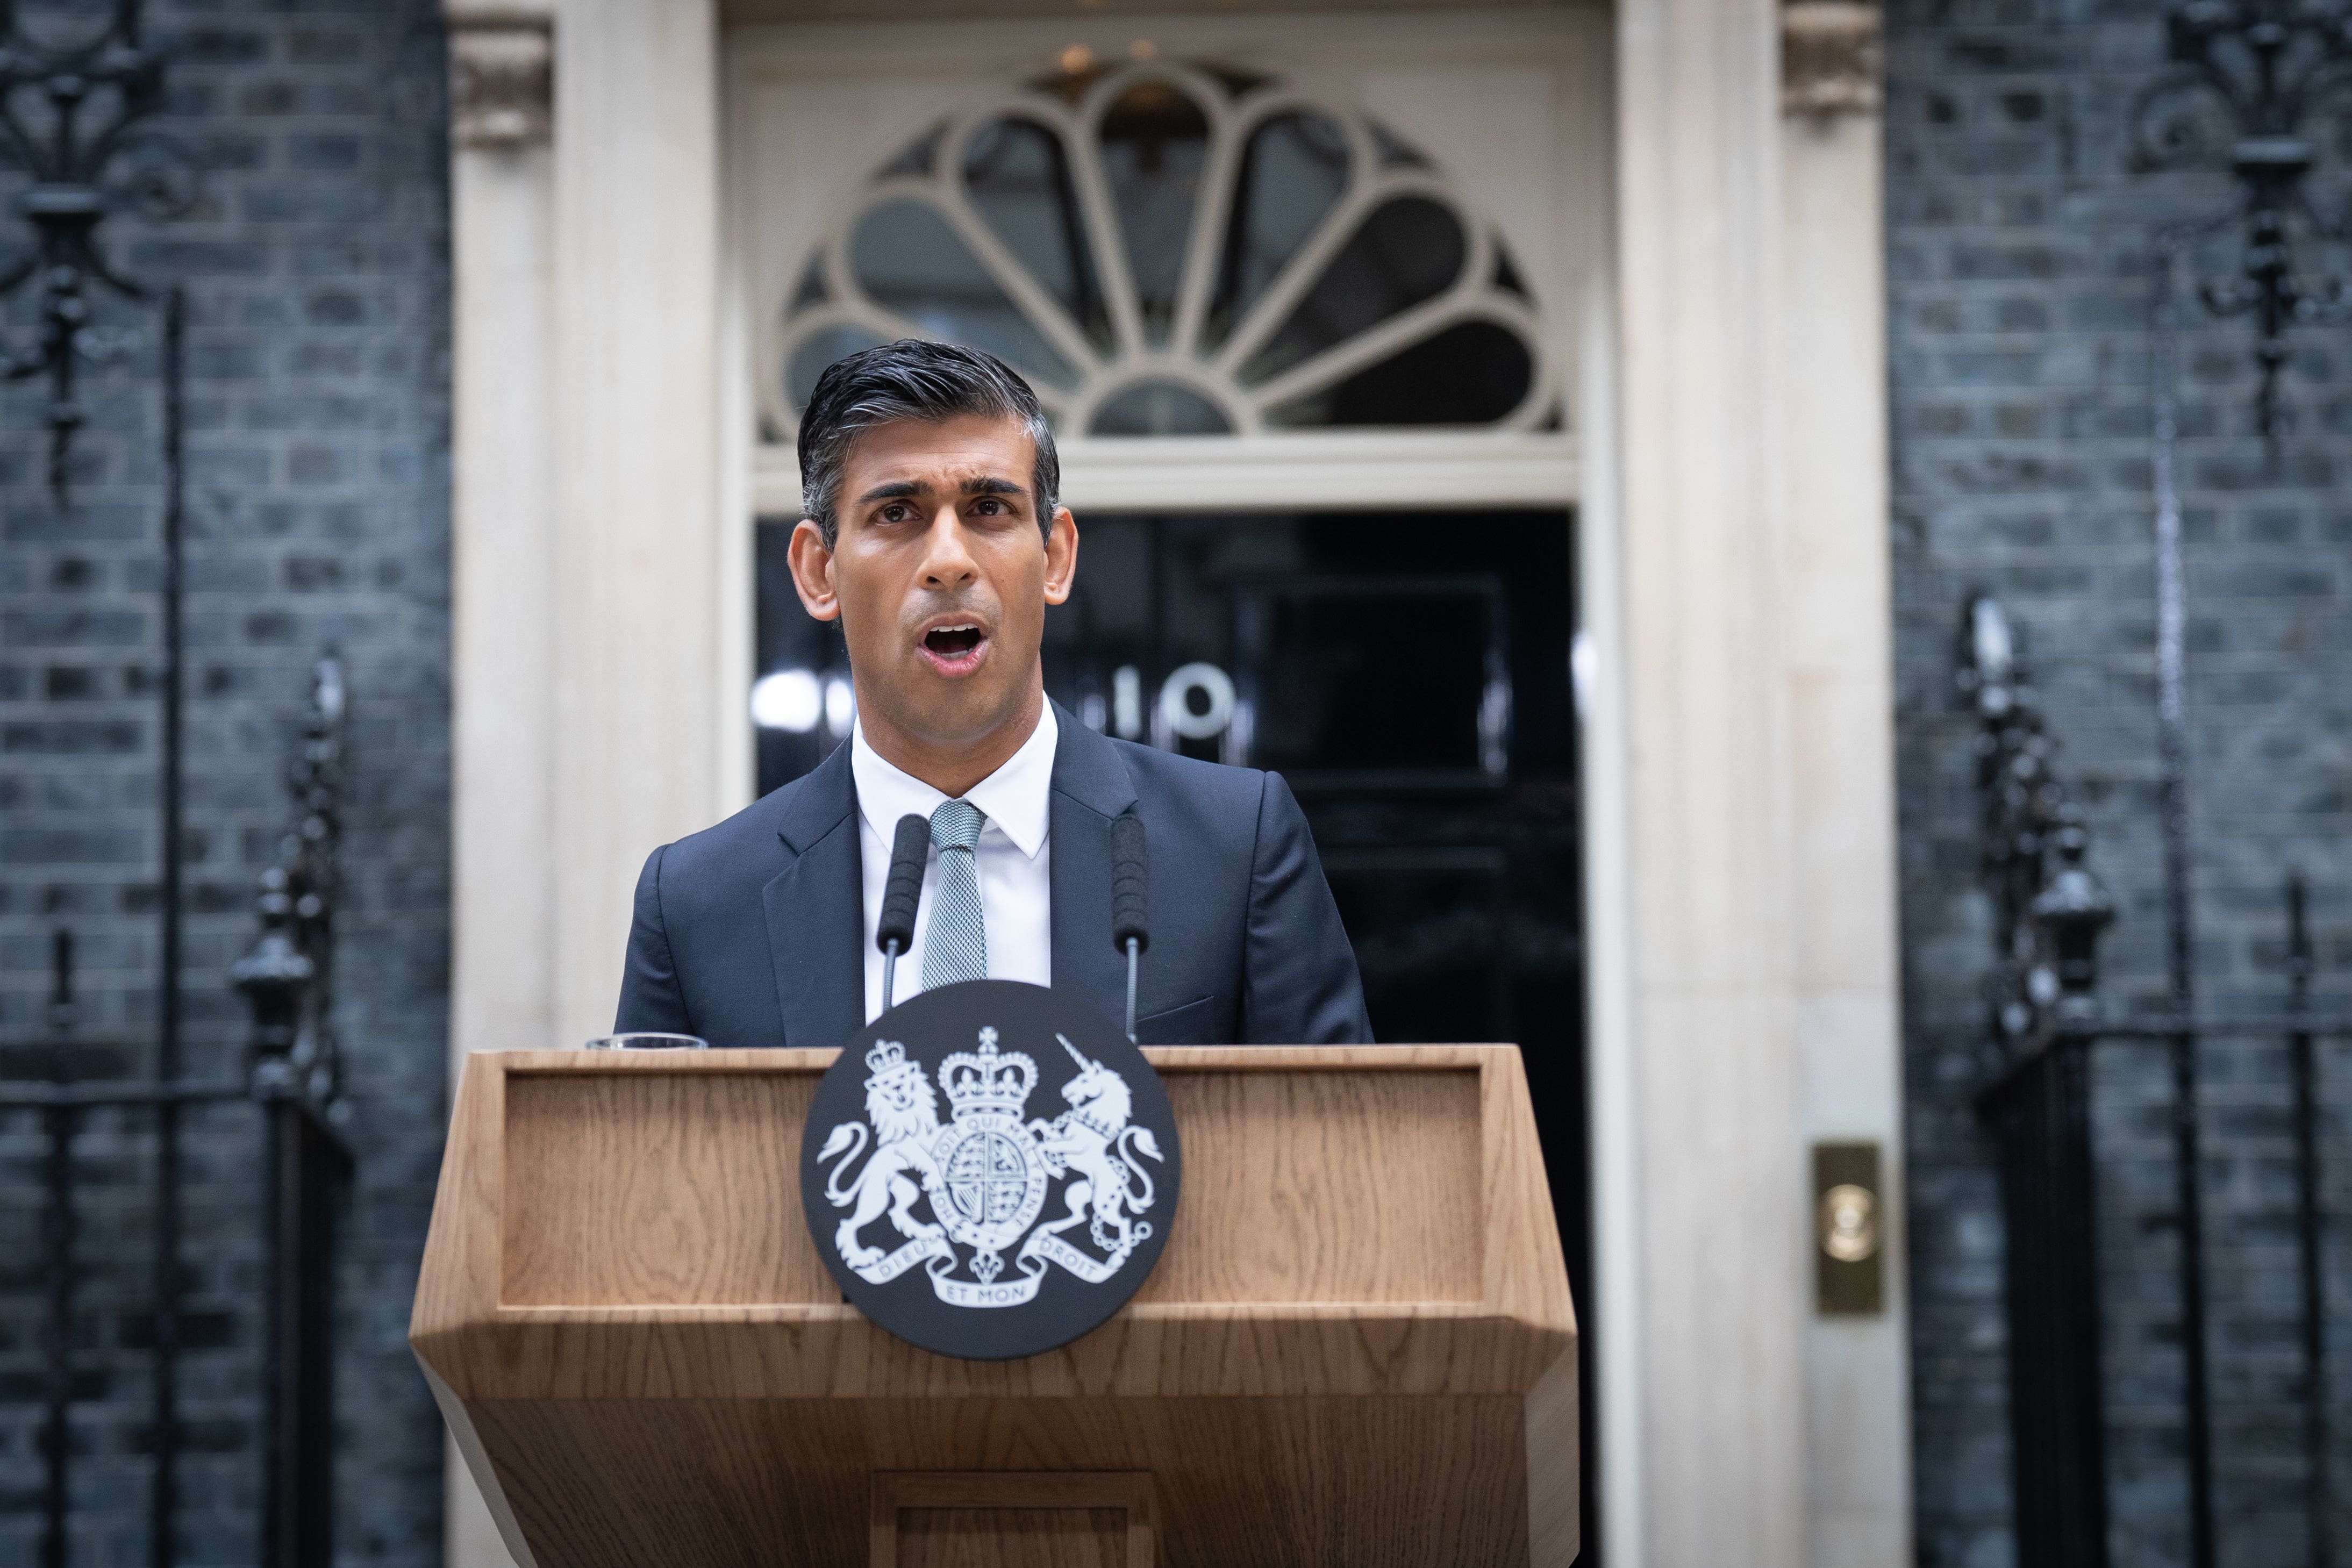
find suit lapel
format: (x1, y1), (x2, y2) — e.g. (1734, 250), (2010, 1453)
(762, 741), (864, 1050)
(1048, 702), (1139, 1028)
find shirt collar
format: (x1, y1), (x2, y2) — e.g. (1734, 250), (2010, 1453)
(849, 700), (1057, 861)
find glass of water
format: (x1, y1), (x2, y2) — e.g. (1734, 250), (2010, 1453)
(582, 1033), (709, 1050)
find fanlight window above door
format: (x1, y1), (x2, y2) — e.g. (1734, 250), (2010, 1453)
(765, 61), (1554, 441)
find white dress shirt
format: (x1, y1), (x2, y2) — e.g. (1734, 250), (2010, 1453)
(852, 702), (1057, 1022)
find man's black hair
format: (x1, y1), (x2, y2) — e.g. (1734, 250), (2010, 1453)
(797, 339), (1060, 547)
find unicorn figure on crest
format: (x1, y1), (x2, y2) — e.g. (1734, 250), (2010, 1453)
(1032, 1033), (1165, 1256)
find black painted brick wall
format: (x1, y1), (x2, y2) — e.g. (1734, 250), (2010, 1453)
(0, 2), (449, 1564)
(1889, 5), (2352, 1568)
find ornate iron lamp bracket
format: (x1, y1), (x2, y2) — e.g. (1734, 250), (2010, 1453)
(0, 0), (196, 503)
(2132, 1), (2352, 440)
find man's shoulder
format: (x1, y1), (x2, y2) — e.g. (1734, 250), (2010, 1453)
(654, 758), (853, 883)
(1079, 734), (1273, 850)
(1105, 735), (1263, 798)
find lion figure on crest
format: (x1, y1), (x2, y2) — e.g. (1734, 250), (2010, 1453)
(1034, 1034), (1163, 1255)
(818, 1041), (944, 1268)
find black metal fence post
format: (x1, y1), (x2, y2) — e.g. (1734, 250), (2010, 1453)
(147, 280), (185, 1568)
(240, 894), (309, 1568)
(233, 654), (350, 1568)
(1963, 594), (2121, 1568)
(2287, 873), (2332, 1568)
(271, 1108), (347, 1568)
(40, 932), (77, 1568)
(1989, 1034), (2110, 1568)
(2148, 240), (2219, 1568)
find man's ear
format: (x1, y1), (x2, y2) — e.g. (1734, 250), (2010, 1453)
(1042, 506), (1078, 606)
(787, 518), (841, 622)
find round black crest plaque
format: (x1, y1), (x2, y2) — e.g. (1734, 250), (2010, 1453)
(800, 979), (1183, 1360)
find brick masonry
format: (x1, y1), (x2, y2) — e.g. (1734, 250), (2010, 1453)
(1888, 4), (2352, 1567)
(0, 3), (449, 1565)
(2, 2), (2347, 1565)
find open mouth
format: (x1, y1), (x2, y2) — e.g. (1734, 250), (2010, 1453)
(918, 622), (989, 675)
(926, 625), (983, 656)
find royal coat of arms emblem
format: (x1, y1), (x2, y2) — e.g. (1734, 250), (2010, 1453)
(801, 980), (1182, 1358)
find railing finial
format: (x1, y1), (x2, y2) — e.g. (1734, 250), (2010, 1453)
(232, 653), (347, 1112)
(1960, 594), (2113, 1050)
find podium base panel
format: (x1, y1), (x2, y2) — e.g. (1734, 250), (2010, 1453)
(873, 1472), (1153, 1568)
(463, 1394), (1542, 1567)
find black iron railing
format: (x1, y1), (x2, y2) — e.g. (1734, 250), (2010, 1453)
(1964, 598), (2346, 1568)
(1977, 989), (2349, 1568)
(3, 656), (352, 1568)
(0, 9), (359, 1563)
(1971, 11), (2352, 1549)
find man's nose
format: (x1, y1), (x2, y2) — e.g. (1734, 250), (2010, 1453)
(918, 506), (979, 588)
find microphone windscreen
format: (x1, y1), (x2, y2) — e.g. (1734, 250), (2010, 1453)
(1110, 810), (1149, 952)
(877, 813), (929, 952)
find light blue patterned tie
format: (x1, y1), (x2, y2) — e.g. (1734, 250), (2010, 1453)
(921, 799), (988, 990)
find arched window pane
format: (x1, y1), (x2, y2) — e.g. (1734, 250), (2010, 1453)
(1241, 196), (1466, 385)
(1264, 319), (1532, 428)
(881, 122), (945, 178)
(1205, 111), (1350, 353)
(786, 323), (891, 410)
(850, 200), (1075, 388)
(788, 257), (828, 317)
(770, 62), (1547, 437)
(1368, 119), (1433, 171)
(1492, 245), (1531, 303)
(1089, 381), (1233, 435)
(962, 117), (1114, 354)
(1098, 80), (1210, 346)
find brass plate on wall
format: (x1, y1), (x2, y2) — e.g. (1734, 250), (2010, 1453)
(1813, 1141), (1883, 1316)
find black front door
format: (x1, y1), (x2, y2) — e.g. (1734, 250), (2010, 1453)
(1034, 507), (1579, 1053)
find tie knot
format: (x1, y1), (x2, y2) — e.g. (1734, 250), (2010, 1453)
(931, 799), (985, 853)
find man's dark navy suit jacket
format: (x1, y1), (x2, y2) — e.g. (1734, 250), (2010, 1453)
(614, 700), (1372, 1049)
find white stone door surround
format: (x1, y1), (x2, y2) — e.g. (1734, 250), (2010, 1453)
(438, 2), (1909, 1565)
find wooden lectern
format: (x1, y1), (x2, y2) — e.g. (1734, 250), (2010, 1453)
(412, 1045), (1577, 1567)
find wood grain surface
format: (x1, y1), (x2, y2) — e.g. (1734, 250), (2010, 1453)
(502, 1069), (828, 1306)
(412, 1044), (1577, 1567)
(491, 1056), (1482, 1311)
(1137, 1068), (1480, 1305)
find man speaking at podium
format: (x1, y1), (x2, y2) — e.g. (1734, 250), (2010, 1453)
(615, 340), (1369, 1048)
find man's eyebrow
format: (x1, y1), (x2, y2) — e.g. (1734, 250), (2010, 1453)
(852, 476), (1027, 505)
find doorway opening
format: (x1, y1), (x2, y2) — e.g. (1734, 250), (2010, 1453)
(754, 505), (1593, 1548)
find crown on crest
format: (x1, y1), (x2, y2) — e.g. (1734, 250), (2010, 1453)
(939, 1026), (1037, 1118)
(864, 1039), (922, 1090)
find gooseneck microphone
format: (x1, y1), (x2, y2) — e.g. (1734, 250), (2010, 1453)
(876, 812), (930, 1012)
(1110, 810), (1149, 1042)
